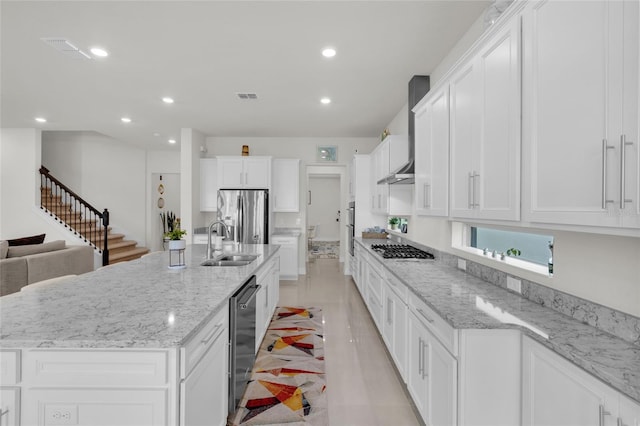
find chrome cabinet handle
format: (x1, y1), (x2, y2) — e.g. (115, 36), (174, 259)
(416, 308), (435, 323)
(308, 191), (312, 205)
(599, 405), (611, 426)
(468, 172), (473, 209)
(387, 298), (393, 325)
(421, 341), (429, 379)
(472, 172), (480, 208)
(617, 417), (627, 426)
(620, 134), (634, 209)
(418, 337), (424, 376)
(602, 139), (615, 209)
(424, 183), (431, 208)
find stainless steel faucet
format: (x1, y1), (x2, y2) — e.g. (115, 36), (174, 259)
(207, 220), (231, 259)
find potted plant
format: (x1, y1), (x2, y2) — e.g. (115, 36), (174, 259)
(388, 217), (400, 231)
(164, 219), (187, 250)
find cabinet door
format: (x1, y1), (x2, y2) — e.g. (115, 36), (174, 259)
(245, 158), (271, 188)
(522, 0), (621, 227)
(407, 311), (429, 419)
(415, 86), (450, 217)
(23, 388), (168, 425)
(200, 158), (218, 212)
(449, 61), (479, 219)
(0, 388), (19, 426)
(181, 327), (228, 426)
(429, 336), (457, 426)
(383, 284), (407, 380)
(476, 19), (521, 221)
(255, 285), (267, 353)
(218, 158), (244, 188)
(522, 337), (614, 426)
(619, 395), (640, 426)
(273, 238), (297, 280)
(272, 159), (299, 212)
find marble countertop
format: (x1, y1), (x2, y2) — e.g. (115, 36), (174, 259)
(273, 227), (302, 236)
(0, 244), (279, 350)
(355, 238), (640, 404)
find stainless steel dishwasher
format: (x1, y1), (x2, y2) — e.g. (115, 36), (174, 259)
(228, 275), (260, 413)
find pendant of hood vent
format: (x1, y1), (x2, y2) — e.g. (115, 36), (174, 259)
(41, 38), (91, 59)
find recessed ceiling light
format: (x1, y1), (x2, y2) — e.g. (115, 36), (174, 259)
(320, 97), (331, 104)
(162, 97), (174, 104)
(322, 47), (336, 58)
(35, 117), (47, 123)
(121, 117), (132, 123)
(168, 139), (176, 144)
(90, 47), (108, 57)
(153, 132), (160, 137)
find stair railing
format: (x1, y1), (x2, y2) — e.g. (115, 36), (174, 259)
(39, 166), (110, 266)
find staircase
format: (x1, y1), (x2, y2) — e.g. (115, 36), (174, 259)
(40, 170), (149, 265)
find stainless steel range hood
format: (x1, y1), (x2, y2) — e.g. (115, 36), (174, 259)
(377, 75), (430, 185)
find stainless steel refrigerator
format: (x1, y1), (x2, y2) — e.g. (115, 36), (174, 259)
(217, 189), (269, 244)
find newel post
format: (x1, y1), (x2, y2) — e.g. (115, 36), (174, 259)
(102, 209), (110, 266)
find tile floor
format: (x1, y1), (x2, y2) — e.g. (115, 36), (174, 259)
(279, 258), (422, 426)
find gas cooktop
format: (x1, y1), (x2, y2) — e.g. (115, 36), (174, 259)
(370, 244), (435, 260)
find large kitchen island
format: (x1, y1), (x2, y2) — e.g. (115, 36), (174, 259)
(0, 244), (280, 426)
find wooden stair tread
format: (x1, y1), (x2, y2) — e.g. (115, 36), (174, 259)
(109, 240), (137, 250)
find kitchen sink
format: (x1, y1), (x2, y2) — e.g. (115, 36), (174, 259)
(200, 254), (258, 267)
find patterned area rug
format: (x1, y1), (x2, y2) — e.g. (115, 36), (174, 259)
(309, 241), (339, 259)
(229, 307), (327, 426)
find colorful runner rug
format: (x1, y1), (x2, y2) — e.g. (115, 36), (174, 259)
(229, 307), (327, 426)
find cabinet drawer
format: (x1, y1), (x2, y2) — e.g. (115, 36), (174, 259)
(181, 307), (228, 379)
(0, 350), (20, 385)
(23, 349), (169, 387)
(409, 296), (458, 356)
(385, 272), (408, 304)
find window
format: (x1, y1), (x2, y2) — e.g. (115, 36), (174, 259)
(470, 227), (553, 267)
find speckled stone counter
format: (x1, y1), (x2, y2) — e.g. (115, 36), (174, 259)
(0, 244), (279, 349)
(355, 238), (640, 404)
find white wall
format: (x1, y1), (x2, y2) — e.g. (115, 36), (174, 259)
(180, 128), (208, 244)
(0, 129), (92, 248)
(41, 131), (147, 245)
(384, 8), (640, 317)
(308, 176), (340, 241)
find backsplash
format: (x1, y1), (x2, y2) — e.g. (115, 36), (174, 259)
(390, 234), (640, 346)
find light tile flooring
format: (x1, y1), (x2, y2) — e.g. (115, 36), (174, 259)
(279, 258), (422, 426)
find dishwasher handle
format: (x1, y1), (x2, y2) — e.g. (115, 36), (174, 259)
(239, 284), (261, 310)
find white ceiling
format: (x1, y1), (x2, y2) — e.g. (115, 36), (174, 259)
(1, 1), (489, 150)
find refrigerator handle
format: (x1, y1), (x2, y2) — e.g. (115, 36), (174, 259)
(236, 194), (242, 243)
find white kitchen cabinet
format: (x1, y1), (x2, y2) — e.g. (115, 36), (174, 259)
(272, 234), (298, 280)
(522, 0), (639, 229)
(200, 158), (218, 212)
(255, 256), (280, 352)
(370, 141), (389, 215)
(272, 159), (300, 212)
(407, 308), (457, 426)
(0, 388), (20, 426)
(217, 156), (271, 189)
(414, 84), (450, 217)
(365, 257), (384, 330)
(382, 274), (408, 381)
(522, 336), (639, 426)
(180, 307), (228, 426)
(449, 18), (521, 221)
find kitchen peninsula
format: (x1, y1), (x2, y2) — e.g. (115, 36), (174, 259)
(0, 244), (280, 425)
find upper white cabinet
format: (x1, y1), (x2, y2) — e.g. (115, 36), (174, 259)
(414, 85), (450, 217)
(272, 159), (300, 212)
(217, 156), (271, 189)
(450, 18), (521, 221)
(369, 137), (413, 216)
(200, 158), (218, 212)
(522, 0), (639, 229)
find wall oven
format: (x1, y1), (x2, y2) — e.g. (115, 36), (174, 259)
(347, 201), (355, 256)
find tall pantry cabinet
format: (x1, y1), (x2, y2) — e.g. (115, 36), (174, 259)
(522, 0), (639, 229)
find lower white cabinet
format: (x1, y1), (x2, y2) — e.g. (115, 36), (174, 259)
(0, 387), (20, 426)
(271, 235), (298, 280)
(522, 336), (640, 426)
(382, 276), (408, 381)
(407, 309), (457, 426)
(255, 256), (280, 353)
(180, 319), (228, 426)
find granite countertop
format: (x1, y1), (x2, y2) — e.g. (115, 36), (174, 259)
(0, 244), (279, 350)
(355, 238), (640, 404)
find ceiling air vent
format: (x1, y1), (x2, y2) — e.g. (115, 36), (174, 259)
(41, 38), (91, 59)
(236, 93), (258, 100)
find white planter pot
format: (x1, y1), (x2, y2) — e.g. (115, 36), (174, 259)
(168, 239), (186, 250)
